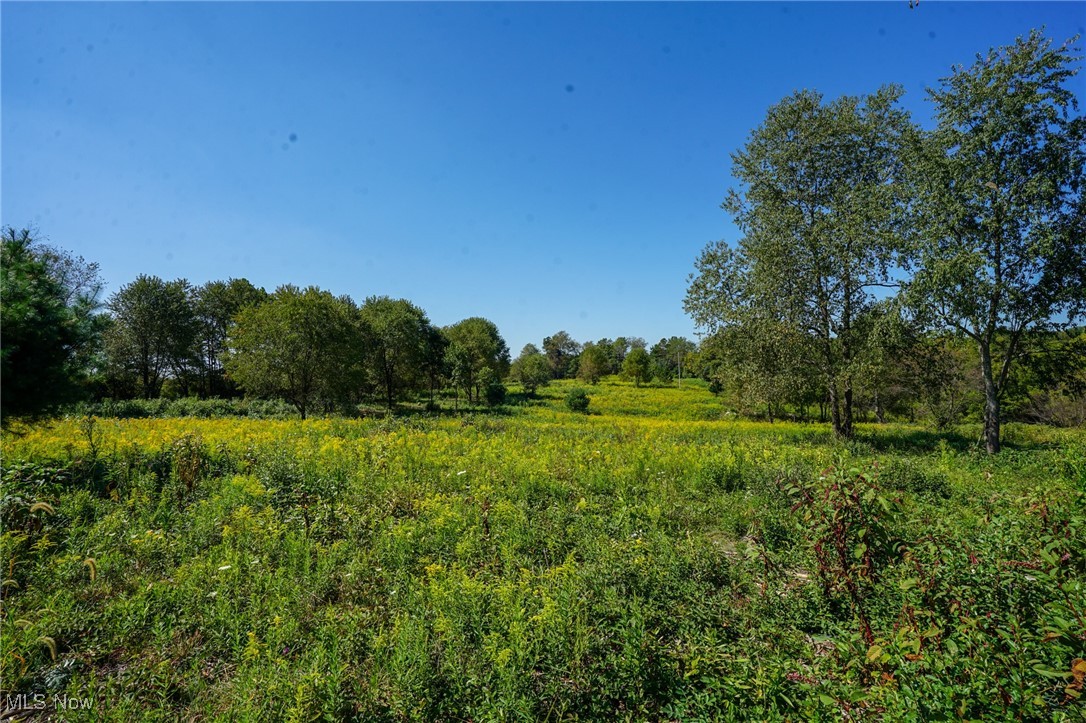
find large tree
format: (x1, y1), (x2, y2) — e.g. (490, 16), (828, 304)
(224, 285), (363, 418)
(1, 228), (104, 421)
(509, 345), (552, 395)
(905, 30), (1085, 453)
(576, 343), (610, 385)
(193, 278), (267, 397)
(686, 86), (913, 438)
(542, 331), (581, 380)
(359, 296), (434, 409)
(105, 275), (198, 399)
(621, 347), (652, 388)
(445, 317), (510, 404)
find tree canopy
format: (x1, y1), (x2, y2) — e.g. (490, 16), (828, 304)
(905, 30), (1085, 453)
(224, 285), (364, 419)
(687, 86), (914, 438)
(1, 227), (104, 421)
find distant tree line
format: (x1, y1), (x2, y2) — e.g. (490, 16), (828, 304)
(2, 222), (1082, 436)
(0, 248), (514, 420)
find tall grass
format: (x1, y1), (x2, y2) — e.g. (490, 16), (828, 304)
(2, 381), (1084, 720)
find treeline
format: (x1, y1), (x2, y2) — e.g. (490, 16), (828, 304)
(694, 321), (1086, 429)
(0, 232), (702, 421)
(2, 222), (1082, 431)
(684, 30), (1086, 452)
(0, 233), (704, 421)
(89, 273), (511, 419)
(508, 332), (696, 391)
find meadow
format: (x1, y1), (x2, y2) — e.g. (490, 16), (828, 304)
(2, 379), (1084, 721)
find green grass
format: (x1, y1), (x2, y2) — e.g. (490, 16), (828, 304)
(2, 380), (1084, 720)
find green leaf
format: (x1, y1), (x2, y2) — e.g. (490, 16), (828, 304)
(1032, 664), (1070, 679)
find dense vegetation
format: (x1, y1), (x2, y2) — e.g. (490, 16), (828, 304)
(2, 379), (1084, 720)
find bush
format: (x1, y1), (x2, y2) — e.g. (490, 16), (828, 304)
(71, 397), (299, 420)
(878, 458), (950, 499)
(696, 452), (746, 492)
(484, 380), (507, 407)
(565, 388), (590, 413)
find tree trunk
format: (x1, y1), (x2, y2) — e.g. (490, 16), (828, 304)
(829, 382), (843, 437)
(978, 340), (1001, 454)
(875, 391), (886, 424)
(842, 380), (854, 438)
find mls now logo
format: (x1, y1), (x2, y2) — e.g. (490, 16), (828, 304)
(4, 693), (47, 711)
(3, 693), (94, 712)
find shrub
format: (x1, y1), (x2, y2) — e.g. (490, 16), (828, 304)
(565, 388), (590, 413)
(878, 458), (950, 499)
(484, 379), (507, 407)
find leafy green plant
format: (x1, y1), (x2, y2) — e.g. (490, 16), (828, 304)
(784, 462), (902, 644)
(565, 388), (590, 413)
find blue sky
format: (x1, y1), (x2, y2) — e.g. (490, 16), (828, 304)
(3, 2), (1083, 354)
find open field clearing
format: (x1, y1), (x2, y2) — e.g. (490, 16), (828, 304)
(2, 380), (1084, 721)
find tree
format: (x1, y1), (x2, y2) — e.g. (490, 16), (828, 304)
(701, 318), (816, 422)
(1, 228), (104, 421)
(509, 345), (552, 395)
(622, 347), (652, 387)
(445, 317), (510, 404)
(577, 343), (610, 385)
(650, 336), (697, 383)
(421, 325), (449, 407)
(359, 296), (433, 409)
(686, 86), (913, 438)
(542, 331), (581, 379)
(193, 278), (267, 397)
(610, 337), (631, 373)
(105, 275), (198, 399)
(224, 285), (363, 418)
(905, 30), (1085, 453)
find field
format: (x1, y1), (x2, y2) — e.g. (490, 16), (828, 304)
(2, 379), (1085, 721)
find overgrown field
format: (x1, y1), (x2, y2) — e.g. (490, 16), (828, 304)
(2, 380), (1085, 721)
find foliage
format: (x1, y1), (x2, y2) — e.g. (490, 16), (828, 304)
(687, 86), (914, 439)
(698, 320), (817, 421)
(905, 30), (1086, 453)
(480, 368), (508, 407)
(1, 228), (104, 421)
(508, 348), (551, 396)
(192, 278), (268, 398)
(621, 347), (652, 388)
(105, 275), (199, 399)
(359, 296), (435, 409)
(224, 285), (364, 419)
(444, 317), (511, 404)
(576, 343), (610, 385)
(784, 463), (902, 645)
(542, 331), (581, 380)
(2, 386), (1084, 720)
(564, 387), (591, 413)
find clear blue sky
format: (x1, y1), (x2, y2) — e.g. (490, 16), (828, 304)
(3, 2), (1083, 354)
